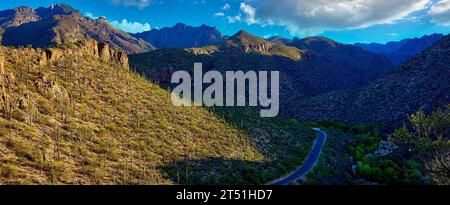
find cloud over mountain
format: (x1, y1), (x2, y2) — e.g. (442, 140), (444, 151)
(429, 0), (450, 25)
(246, 0), (431, 35)
(110, 19), (151, 33)
(109, 0), (152, 9)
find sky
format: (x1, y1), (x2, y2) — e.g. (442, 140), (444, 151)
(1, 0), (450, 44)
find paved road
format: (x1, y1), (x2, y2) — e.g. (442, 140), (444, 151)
(271, 128), (327, 185)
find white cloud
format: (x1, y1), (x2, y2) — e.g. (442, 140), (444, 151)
(110, 19), (151, 33)
(85, 12), (99, 19)
(193, 0), (206, 4)
(227, 15), (242, 23)
(240, 3), (257, 24)
(109, 0), (152, 9)
(245, 0), (431, 35)
(263, 33), (278, 39)
(222, 3), (231, 10)
(388, 32), (399, 37)
(213, 12), (225, 17)
(429, 0), (450, 25)
(223, 3), (256, 24)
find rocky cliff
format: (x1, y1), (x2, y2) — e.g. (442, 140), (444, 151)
(1, 39), (129, 69)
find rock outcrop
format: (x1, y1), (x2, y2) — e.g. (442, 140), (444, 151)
(3, 39), (129, 68)
(57, 39), (129, 68)
(223, 30), (274, 53)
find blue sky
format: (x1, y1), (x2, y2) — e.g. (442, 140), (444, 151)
(1, 0), (450, 44)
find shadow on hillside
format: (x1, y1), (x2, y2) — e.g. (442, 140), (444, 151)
(159, 156), (292, 185)
(129, 50), (321, 185)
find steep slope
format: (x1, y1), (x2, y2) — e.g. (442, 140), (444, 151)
(222, 30), (275, 52)
(130, 31), (394, 113)
(355, 34), (445, 65)
(0, 40), (314, 185)
(0, 4), (153, 54)
(0, 6), (40, 29)
(288, 37), (394, 86)
(133, 23), (226, 49)
(287, 35), (450, 131)
(0, 28), (3, 44)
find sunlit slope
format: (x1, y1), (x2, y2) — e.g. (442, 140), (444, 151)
(0, 41), (264, 184)
(0, 40), (313, 185)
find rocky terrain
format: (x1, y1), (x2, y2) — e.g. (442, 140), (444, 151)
(287, 35), (450, 132)
(133, 23), (226, 49)
(0, 4), (154, 54)
(355, 34), (445, 65)
(0, 6), (40, 29)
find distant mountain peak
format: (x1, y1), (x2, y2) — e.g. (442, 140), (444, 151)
(35, 4), (79, 19)
(174, 22), (187, 28)
(15, 6), (33, 11)
(288, 36), (344, 51)
(0, 5), (40, 28)
(297, 36), (341, 46)
(218, 30), (275, 53)
(355, 33), (445, 65)
(231, 30), (252, 38)
(133, 23), (226, 49)
(0, 4), (154, 54)
(229, 30), (269, 43)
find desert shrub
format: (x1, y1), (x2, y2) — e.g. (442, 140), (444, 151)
(389, 105), (450, 184)
(0, 164), (19, 179)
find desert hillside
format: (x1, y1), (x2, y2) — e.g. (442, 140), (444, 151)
(0, 40), (313, 185)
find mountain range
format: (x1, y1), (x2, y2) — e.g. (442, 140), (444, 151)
(287, 34), (450, 131)
(133, 23), (227, 49)
(0, 4), (154, 54)
(130, 30), (394, 109)
(0, 3), (449, 185)
(355, 33), (445, 65)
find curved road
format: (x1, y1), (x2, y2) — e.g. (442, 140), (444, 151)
(270, 128), (327, 185)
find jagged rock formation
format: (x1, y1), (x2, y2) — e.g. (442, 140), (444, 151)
(0, 4), (154, 54)
(286, 35), (450, 132)
(133, 23), (227, 49)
